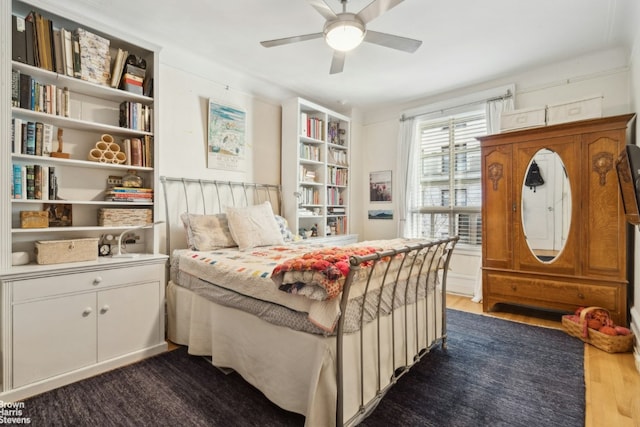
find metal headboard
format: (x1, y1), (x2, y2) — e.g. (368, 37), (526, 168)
(159, 176), (282, 255)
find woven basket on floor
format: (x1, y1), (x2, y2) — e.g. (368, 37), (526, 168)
(562, 306), (634, 353)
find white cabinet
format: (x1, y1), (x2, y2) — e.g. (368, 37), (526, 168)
(282, 97), (352, 242)
(4, 259), (167, 397)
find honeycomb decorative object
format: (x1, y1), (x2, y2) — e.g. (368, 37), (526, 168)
(88, 134), (126, 164)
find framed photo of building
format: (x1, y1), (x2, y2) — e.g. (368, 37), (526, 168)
(207, 99), (247, 171)
(369, 170), (392, 202)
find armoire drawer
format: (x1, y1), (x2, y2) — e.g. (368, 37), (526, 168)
(487, 273), (619, 310)
(11, 263), (162, 302)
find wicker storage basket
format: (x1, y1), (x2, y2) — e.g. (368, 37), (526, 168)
(35, 238), (99, 265)
(562, 306), (634, 353)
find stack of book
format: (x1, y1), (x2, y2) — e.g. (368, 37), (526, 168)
(120, 63), (146, 95)
(104, 186), (153, 203)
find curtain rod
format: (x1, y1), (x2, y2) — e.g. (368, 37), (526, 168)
(400, 89), (513, 122)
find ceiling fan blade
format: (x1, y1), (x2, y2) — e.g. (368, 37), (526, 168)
(357, 0), (404, 24)
(260, 33), (323, 48)
(330, 50), (346, 74)
(308, 0), (337, 21)
(363, 30), (422, 52)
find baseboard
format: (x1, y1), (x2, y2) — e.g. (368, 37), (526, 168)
(631, 305), (640, 373)
(0, 342), (168, 402)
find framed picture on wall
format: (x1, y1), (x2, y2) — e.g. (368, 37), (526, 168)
(369, 170), (392, 202)
(207, 99), (247, 171)
(368, 209), (393, 220)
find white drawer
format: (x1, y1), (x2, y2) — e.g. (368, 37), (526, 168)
(11, 264), (162, 302)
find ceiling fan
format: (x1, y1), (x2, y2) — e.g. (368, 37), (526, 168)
(260, 0), (422, 74)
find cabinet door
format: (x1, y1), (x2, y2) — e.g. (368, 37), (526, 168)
(97, 281), (161, 362)
(481, 144), (513, 268)
(13, 293), (96, 388)
(581, 129), (627, 279)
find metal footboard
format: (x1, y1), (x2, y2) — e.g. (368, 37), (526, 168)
(336, 236), (459, 426)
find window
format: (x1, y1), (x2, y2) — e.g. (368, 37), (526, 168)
(408, 112), (486, 246)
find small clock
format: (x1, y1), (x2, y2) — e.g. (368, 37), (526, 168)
(99, 243), (111, 256)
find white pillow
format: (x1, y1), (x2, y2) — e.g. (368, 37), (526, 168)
(180, 212), (236, 250)
(226, 201), (285, 250)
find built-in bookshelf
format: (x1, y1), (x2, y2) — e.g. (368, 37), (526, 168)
(6, 0), (161, 261)
(0, 0), (167, 401)
(282, 97), (354, 242)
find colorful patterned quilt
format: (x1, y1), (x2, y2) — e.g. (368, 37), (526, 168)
(271, 245), (393, 300)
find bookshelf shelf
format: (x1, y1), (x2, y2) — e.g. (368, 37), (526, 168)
(282, 97), (353, 240)
(12, 61), (152, 104)
(12, 107), (153, 137)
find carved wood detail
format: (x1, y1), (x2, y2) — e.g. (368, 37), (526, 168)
(592, 151), (613, 186)
(488, 162), (503, 191)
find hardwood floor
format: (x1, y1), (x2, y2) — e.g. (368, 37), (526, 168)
(447, 293), (640, 427)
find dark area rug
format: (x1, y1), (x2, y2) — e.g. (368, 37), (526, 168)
(21, 309), (584, 426)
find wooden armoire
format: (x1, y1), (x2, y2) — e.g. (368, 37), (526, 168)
(479, 114), (635, 325)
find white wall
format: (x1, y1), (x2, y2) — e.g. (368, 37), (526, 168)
(628, 6), (640, 371)
(358, 47), (632, 296)
(158, 50), (284, 184)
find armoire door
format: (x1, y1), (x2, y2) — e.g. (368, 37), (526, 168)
(481, 144), (513, 269)
(581, 128), (628, 280)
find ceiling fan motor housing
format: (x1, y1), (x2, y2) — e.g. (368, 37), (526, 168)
(323, 13), (366, 51)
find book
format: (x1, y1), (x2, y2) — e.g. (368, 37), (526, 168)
(109, 187), (153, 193)
(72, 32), (81, 78)
(25, 122), (36, 155)
(11, 70), (20, 107)
(34, 164), (42, 200)
(24, 13), (36, 66)
(123, 138), (131, 165)
(19, 72), (31, 109)
(41, 165), (49, 201)
(25, 165), (35, 199)
(75, 28), (111, 85)
(130, 137), (142, 166)
(110, 48), (127, 88)
(144, 135), (153, 167)
(61, 28), (74, 77)
(48, 166), (56, 200)
(35, 121), (43, 156)
(12, 15), (27, 63)
(12, 164), (22, 199)
(21, 123), (27, 154)
(62, 87), (70, 117)
(11, 118), (22, 154)
(122, 73), (143, 84)
(42, 123), (53, 156)
(52, 29), (64, 74)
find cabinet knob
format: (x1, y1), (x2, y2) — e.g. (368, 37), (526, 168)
(82, 307), (93, 317)
(93, 276), (103, 285)
(100, 305), (110, 314)
(511, 285), (517, 291)
(578, 293), (584, 299)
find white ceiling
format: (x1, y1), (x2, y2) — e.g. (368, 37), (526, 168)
(54, 0), (639, 112)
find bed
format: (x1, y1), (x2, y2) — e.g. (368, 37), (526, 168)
(160, 176), (458, 427)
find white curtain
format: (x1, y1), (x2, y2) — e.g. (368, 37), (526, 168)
(396, 116), (417, 237)
(485, 94), (514, 134)
(471, 96), (515, 303)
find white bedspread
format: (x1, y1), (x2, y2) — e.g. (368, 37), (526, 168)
(175, 238), (419, 331)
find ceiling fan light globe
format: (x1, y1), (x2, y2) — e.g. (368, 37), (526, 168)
(324, 17), (365, 52)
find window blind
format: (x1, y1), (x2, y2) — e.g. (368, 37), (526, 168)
(409, 112), (486, 245)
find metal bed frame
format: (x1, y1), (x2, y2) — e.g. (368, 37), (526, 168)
(160, 176), (458, 426)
